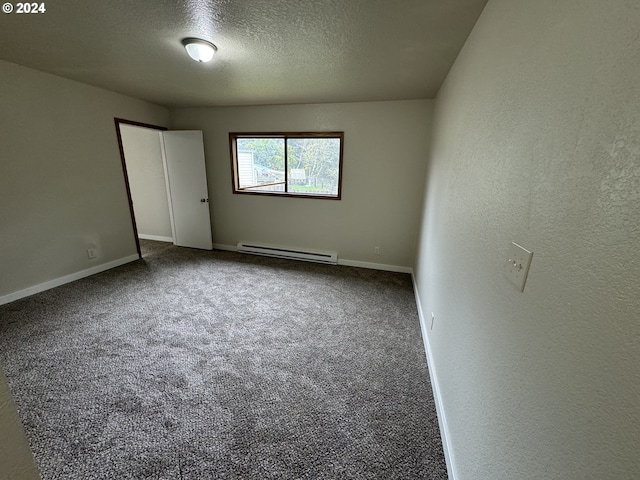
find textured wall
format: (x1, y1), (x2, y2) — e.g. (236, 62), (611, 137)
(0, 60), (169, 299)
(170, 100), (432, 268)
(120, 125), (173, 240)
(415, 0), (640, 478)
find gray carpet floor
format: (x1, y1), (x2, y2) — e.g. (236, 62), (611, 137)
(0, 241), (447, 479)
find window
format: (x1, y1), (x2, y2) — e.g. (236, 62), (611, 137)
(230, 132), (344, 199)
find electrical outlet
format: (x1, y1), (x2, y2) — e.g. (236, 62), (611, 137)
(87, 248), (97, 259)
(504, 242), (533, 292)
(374, 246), (380, 255)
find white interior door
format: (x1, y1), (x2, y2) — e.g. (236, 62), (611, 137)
(161, 130), (213, 250)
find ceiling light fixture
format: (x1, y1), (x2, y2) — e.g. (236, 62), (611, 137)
(182, 38), (217, 63)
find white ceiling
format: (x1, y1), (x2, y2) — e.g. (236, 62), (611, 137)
(0, 0), (488, 108)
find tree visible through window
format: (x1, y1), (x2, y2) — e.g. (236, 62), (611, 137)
(230, 132), (343, 199)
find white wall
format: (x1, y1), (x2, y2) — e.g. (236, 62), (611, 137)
(414, 0), (640, 478)
(170, 100), (432, 268)
(0, 60), (169, 300)
(120, 124), (173, 241)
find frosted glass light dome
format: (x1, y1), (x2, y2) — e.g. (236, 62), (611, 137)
(182, 38), (217, 63)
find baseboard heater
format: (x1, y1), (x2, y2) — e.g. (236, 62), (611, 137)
(236, 242), (338, 265)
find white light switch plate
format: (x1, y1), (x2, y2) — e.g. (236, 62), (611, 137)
(505, 242), (533, 292)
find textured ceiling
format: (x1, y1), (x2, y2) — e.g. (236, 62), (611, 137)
(0, 0), (488, 107)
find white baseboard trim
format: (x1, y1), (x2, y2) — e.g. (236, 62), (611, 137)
(212, 243), (237, 252)
(0, 254), (140, 306)
(411, 271), (457, 480)
(338, 259), (412, 273)
(138, 234), (174, 243)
